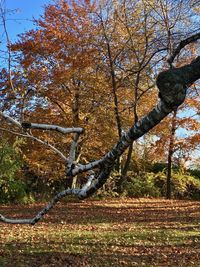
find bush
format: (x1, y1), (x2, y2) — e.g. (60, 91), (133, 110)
(172, 173), (200, 199)
(151, 162), (167, 173)
(0, 179), (31, 204)
(122, 172), (161, 198)
(121, 171), (200, 200)
(188, 168), (200, 180)
(0, 138), (34, 204)
(95, 171), (120, 198)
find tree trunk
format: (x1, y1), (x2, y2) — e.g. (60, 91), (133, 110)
(122, 99), (139, 177)
(100, 17), (122, 173)
(119, 74), (140, 190)
(66, 81), (80, 188)
(122, 141), (133, 176)
(107, 40), (122, 173)
(166, 110), (177, 199)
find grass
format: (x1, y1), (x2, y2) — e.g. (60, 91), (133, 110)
(0, 198), (200, 266)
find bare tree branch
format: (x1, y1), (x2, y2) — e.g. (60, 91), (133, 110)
(167, 32), (200, 66)
(0, 188), (80, 224)
(0, 127), (67, 161)
(66, 133), (81, 171)
(0, 171), (96, 225)
(0, 112), (75, 161)
(0, 111), (22, 128)
(21, 122), (84, 134)
(0, 3), (15, 92)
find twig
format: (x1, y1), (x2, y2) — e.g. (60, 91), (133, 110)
(0, 111), (22, 128)
(0, 127), (67, 161)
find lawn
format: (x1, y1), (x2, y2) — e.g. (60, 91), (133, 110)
(0, 198), (200, 266)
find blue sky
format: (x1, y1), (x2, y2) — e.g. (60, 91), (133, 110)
(1, 0), (53, 42)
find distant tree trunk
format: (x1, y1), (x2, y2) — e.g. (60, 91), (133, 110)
(100, 18), (122, 174)
(122, 73), (140, 176)
(109, 58), (122, 141)
(109, 57), (122, 173)
(118, 74), (140, 192)
(66, 80), (80, 188)
(166, 110), (177, 199)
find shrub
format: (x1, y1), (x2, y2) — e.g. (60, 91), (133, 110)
(0, 179), (28, 204)
(0, 138), (34, 204)
(95, 171), (120, 198)
(122, 172), (161, 198)
(188, 168), (200, 180)
(172, 173), (200, 199)
(121, 171), (200, 200)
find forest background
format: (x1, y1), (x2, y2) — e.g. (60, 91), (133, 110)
(0, 0), (200, 204)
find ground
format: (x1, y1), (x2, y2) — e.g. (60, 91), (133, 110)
(0, 198), (200, 266)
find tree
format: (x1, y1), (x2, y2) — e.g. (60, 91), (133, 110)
(0, 0), (200, 224)
(0, 0), (112, 185)
(151, 89), (200, 196)
(0, 28), (200, 223)
(0, 138), (25, 203)
(94, 0), (200, 184)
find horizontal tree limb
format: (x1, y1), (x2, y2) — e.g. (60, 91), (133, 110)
(0, 127), (67, 161)
(22, 122), (84, 134)
(0, 100), (173, 224)
(0, 188), (80, 224)
(0, 100), (187, 224)
(0, 112), (84, 135)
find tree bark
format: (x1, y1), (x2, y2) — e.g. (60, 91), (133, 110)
(157, 56), (200, 108)
(106, 34), (122, 173)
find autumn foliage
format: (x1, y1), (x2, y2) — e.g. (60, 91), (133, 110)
(0, 0), (199, 200)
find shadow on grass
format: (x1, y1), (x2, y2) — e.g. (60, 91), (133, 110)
(1, 242), (200, 267)
(0, 251), (90, 267)
(0, 199), (200, 266)
(0, 199), (200, 227)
